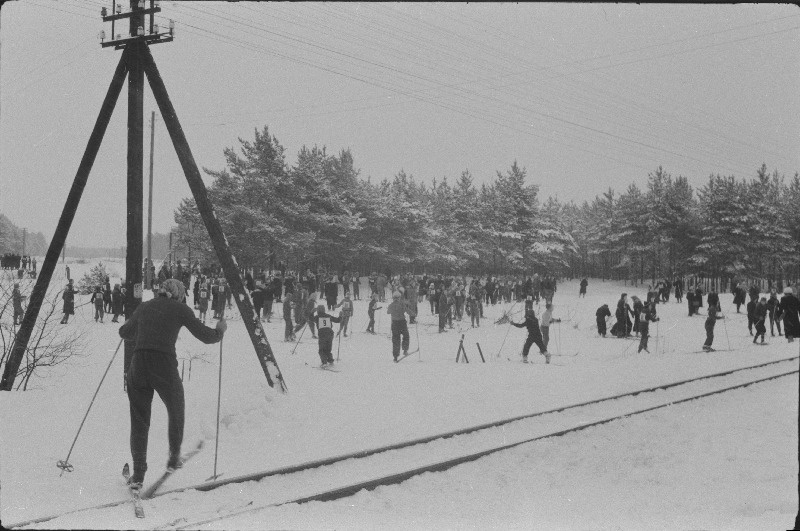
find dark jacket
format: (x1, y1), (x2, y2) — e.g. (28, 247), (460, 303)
(119, 296), (222, 356)
(512, 314), (544, 343)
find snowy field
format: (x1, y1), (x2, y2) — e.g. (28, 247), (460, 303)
(1, 259), (798, 530)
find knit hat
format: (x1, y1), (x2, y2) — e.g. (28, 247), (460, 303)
(785, 287), (794, 295)
(161, 278), (186, 300)
(393, 291), (401, 299)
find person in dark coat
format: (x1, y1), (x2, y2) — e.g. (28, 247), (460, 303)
(12, 283), (25, 325)
(90, 286), (105, 323)
(631, 296), (643, 337)
(732, 283), (746, 313)
(313, 304), (340, 366)
(674, 277), (683, 303)
(766, 289), (782, 337)
(596, 304), (611, 337)
(283, 293), (296, 342)
(103, 277), (113, 314)
(611, 294), (633, 337)
(579, 278), (588, 297)
(638, 302), (659, 353)
(511, 309), (550, 364)
(702, 304), (721, 351)
(707, 290), (721, 312)
(438, 289), (451, 333)
(111, 284), (125, 323)
(251, 282), (266, 321)
(748, 284), (760, 304)
(779, 287), (800, 343)
(119, 278), (226, 488)
(746, 296), (757, 336)
(387, 291), (411, 361)
(753, 297), (768, 344)
(60, 279), (77, 324)
(324, 276), (339, 310)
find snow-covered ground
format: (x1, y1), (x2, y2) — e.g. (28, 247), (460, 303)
(1, 259), (797, 530)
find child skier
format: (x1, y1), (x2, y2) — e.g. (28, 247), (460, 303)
(511, 309), (550, 364)
(387, 291), (411, 362)
(753, 297), (768, 344)
(314, 304), (341, 367)
(90, 286), (105, 323)
(335, 292), (354, 337)
(702, 304), (722, 351)
(637, 302), (659, 353)
(367, 293), (381, 334)
(540, 303), (561, 350)
(197, 283), (209, 323)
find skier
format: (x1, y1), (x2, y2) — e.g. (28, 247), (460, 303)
(366, 293), (381, 334)
(251, 281), (266, 321)
(335, 292), (354, 337)
(324, 275), (339, 310)
(702, 303), (721, 352)
(111, 284), (124, 323)
(196, 282), (209, 323)
(611, 294), (633, 338)
(637, 302), (659, 353)
(631, 296), (643, 337)
(766, 289), (782, 337)
(119, 278), (226, 489)
(387, 291), (411, 362)
(438, 288), (451, 333)
(596, 303), (611, 337)
(283, 293), (296, 342)
(467, 295), (479, 328)
(12, 283), (25, 325)
(539, 303), (561, 350)
(579, 278), (588, 298)
(674, 277), (683, 303)
(779, 287), (800, 343)
(103, 278), (113, 314)
(510, 309), (550, 364)
(753, 297), (767, 344)
(90, 286), (105, 323)
(313, 304), (341, 367)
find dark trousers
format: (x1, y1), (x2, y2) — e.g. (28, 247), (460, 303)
(391, 320), (410, 359)
(638, 329), (649, 352)
(126, 350), (185, 481)
(769, 312), (782, 335)
(522, 335), (546, 358)
(704, 322), (715, 347)
(367, 312), (375, 332)
(754, 320), (766, 341)
(318, 334), (334, 364)
(327, 297), (336, 310)
(597, 317), (607, 336)
(94, 305), (104, 322)
(284, 318), (294, 340)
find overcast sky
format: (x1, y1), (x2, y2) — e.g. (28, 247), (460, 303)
(1, 2), (799, 248)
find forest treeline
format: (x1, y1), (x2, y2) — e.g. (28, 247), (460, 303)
(170, 126), (800, 286)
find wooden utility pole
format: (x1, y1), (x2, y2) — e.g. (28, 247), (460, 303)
(1, 0), (286, 393)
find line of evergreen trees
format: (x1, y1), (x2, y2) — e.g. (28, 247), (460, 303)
(171, 126), (800, 286)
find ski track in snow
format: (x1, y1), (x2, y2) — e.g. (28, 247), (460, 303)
(0, 261), (797, 530)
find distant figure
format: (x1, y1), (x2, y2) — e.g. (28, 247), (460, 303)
(579, 278), (588, 297)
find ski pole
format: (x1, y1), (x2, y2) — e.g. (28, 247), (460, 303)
(416, 320), (421, 361)
(720, 309), (731, 351)
(290, 323), (308, 356)
(557, 321), (561, 355)
(336, 326), (342, 361)
(58, 338), (124, 476)
(497, 321), (513, 358)
(209, 339), (223, 481)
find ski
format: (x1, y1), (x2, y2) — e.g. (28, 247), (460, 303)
(394, 348), (419, 363)
(122, 462), (145, 518)
(315, 364), (340, 373)
(549, 351), (579, 357)
(141, 440), (204, 500)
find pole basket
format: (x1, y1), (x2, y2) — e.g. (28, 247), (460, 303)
(57, 460), (74, 473)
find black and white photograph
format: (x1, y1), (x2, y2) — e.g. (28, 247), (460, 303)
(1, 2), (799, 529)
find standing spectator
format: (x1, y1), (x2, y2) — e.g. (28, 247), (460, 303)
(386, 291), (411, 361)
(283, 293), (296, 342)
(766, 289), (782, 337)
(596, 304), (611, 337)
(61, 280), (77, 324)
(779, 287), (800, 343)
(753, 297), (768, 344)
(579, 278), (588, 298)
(12, 283), (26, 325)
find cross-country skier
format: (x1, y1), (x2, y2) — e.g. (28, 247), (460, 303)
(766, 289), (782, 337)
(119, 278), (226, 488)
(387, 291), (411, 362)
(596, 304), (611, 337)
(540, 303), (561, 350)
(90, 286), (105, 323)
(510, 308), (550, 364)
(196, 282), (209, 323)
(702, 303), (721, 352)
(366, 293), (381, 334)
(746, 295), (757, 336)
(335, 292), (354, 337)
(467, 295), (480, 328)
(637, 302), (659, 353)
(753, 297), (768, 344)
(314, 304), (341, 366)
(283, 293), (296, 342)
